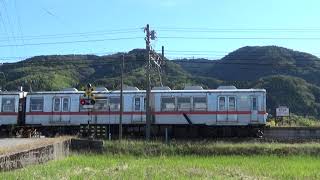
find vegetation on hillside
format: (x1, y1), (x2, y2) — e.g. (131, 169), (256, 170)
(1, 46), (320, 118)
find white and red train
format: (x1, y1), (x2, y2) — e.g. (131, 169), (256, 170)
(0, 86), (267, 137)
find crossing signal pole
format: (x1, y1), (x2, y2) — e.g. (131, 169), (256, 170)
(119, 54), (124, 140)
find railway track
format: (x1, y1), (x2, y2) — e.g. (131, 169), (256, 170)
(76, 125), (320, 142)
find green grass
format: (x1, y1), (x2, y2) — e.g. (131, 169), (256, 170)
(3, 140), (320, 179)
(1, 154), (320, 179)
(103, 140), (320, 156)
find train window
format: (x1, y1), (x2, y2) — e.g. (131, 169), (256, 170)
(2, 98), (15, 112)
(252, 97), (257, 110)
(218, 97), (226, 111)
(109, 97), (120, 111)
(161, 97), (175, 111)
(62, 98), (69, 112)
(193, 97), (207, 111)
(177, 97), (191, 111)
(53, 98), (60, 112)
(134, 98), (140, 111)
(94, 99), (108, 111)
(30, 98), (44, 112)
(228, 97), (236, 111)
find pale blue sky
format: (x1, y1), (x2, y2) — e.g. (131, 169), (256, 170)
(0, 0), (320, 62)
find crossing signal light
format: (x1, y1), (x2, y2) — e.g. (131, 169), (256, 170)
(80, 99), (86, 105)
(90, 99), (96, 105)
(80, 98), (96, 106)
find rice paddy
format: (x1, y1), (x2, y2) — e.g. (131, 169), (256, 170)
(2, 140), (320, 179)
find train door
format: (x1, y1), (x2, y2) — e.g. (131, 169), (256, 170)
(217, 96), (227, 122)
(132, 96), (145, 123)
(52, 97), (61, 122)
(61, 97), (70, 122)
(250, 96), (258, 122)
(52, 97), (70, 123)
(227, 96), (237, 121)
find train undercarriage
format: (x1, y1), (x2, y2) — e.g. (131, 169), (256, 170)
(1, 124), (265, 139)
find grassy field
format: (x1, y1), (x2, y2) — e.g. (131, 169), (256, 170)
(1, 154), (320, 179)
(104, 140), (320, 156)
(2, 140), (320, 179)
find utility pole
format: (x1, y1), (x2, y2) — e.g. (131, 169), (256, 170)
(144, 24), (164, 140)
(144, 24), (152, 140)
(162, 46), (164, 61)
(119, 54), (124, 140)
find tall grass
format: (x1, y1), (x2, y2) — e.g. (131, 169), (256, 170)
(1, 154), (320, 179)
(103, 140), (320, 156)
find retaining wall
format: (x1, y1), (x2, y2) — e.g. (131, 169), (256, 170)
(264, 127), (320, 139)
(0, 139), (70, 171)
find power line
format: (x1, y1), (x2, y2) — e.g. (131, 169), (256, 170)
(156, 27), (320, 32)
(1, 50), (320, 62)
(0, 46), (320, 59)
(158, 50), (229, 53)
(0, 29), (141, 42)
(159, 36), (320, 40)
(0, 28), (141, 39)
(0, 36), (319, 48)
(0, 37), (143, 47)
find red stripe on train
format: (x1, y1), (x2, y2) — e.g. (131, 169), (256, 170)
(26, 112), (144, 115)
(0, 112), (18, 115)
(26, 111), (267, 115)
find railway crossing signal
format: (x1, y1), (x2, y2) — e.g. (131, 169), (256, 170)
(80, 98), (96, 106)
(84, 83), (94, 98)
(80, 83), (96, 107)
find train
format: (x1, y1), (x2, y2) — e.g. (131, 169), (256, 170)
(0, 85), (267, 138)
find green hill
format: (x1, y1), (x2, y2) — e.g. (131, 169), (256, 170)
(253, 75), (320, 117)
(0, 49), (195, 91)
(176, 46), (320, 85)
(1, 46), (320, 118)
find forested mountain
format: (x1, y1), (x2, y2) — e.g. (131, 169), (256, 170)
(176, 46), (320, 85)
(0, 46), (320, 117)
(0, 49), (195, 91)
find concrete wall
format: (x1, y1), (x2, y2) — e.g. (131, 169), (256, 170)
(70, 138), (103, 153)
(264, 127), (320, 139)
(0, 139), (70, 171)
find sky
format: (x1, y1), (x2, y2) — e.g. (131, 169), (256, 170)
(0, 0), (320, 62)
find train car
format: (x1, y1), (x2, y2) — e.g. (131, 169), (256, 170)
(24, 88), (84, 135)
(0, 91), (27, 135)
(152, 86), (266, 125)
(152, 86), (267, 137)
(22, 85), (267, 137)
(90, 85), (266, 137)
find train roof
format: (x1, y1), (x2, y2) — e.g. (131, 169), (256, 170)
(0, 91), (27, 98)
(111, 89), (266, 93)
(27, 88), (266, 95)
